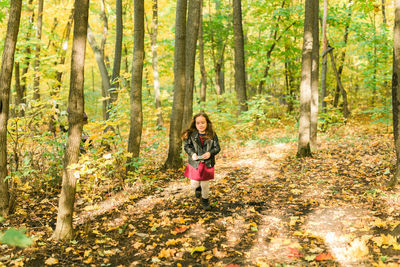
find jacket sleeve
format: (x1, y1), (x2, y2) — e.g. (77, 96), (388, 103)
(210, 134), (221, 156)
(184, 136), (196, 157)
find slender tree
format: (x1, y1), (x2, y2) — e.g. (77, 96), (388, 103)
(321, 0), (328, 112)
(164, 0), (187, 169)
(233, 0), (248, 114)
(183, 0), (201, 129)
(127, 0), (145, 173)
(392, 0), (400, 187)
(52, 0), (89, 240)
(151, 0), (163, 129)
(33, 0), (44, 101)
(310, 0), (319, 149)
(0, 0), (22, 217)
(198, 0), (207, 103)
(108, 0), (123, 119)
(297, 0), (315, 157)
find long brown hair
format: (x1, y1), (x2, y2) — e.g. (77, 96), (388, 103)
(181, 112), (215, 140)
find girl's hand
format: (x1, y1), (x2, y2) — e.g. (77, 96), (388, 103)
(192, 153), (198, 161)
(201, 152), (211, 160)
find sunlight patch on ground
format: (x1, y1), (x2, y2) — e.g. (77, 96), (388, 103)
(305, 206), (373, 265)
(216, 214), (246, 248)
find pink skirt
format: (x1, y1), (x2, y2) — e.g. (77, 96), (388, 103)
(184, 162), (214, 181)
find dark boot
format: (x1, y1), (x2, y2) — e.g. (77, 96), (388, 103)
(195, 187), (202, 199)
(201, 198), (211, 211)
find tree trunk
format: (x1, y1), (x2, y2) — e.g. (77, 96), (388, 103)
(33, 0), (44, 101)
(310, 0), (319, 149)
(391, 0), (400, 187)
(151, 0), (163, 129)
(333, 0), (351, 110)
(329, 48), (350, 117)
(108, 0), (123, 119)
(321, 0), (328, 113)
(127, 0), (145, 173)
(199, 0), (207, 103)
(233, 0), (248, 114)
(87, 27), (111, 120)
(182, 0), (201, 129)
(52, 0), (89, 240)
(297, 0), (314, 157)
(382, 0), (387, 25)
(0, 0), (22, 217)
(164, 0), (187, 169)
(14, 62), (23, 116)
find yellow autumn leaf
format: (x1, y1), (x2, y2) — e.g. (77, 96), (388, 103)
(191, 246), (206, 255)
(83, 257), (93, 264)
(158, 248), (176, 258)
(45, 257), (59, 265)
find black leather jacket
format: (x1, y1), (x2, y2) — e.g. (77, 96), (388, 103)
(184, 131), (221, 169)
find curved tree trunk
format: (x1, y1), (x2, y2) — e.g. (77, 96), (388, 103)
(391, 0), (400, 187)
(164, 0), (187, 169)
(297, 0), (314, 157)
(198, 0), (207, 103)
(52, 0), (89, 240)
(233, 0), (248, 115)
(0, 0), (22, 218)
(33, 0), (44, 101)
(182, 0), (201, 129)
(127, 0), (145, 173)
(151, 0), (163, 129)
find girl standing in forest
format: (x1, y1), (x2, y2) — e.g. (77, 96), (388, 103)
(182, 112), (221, 211)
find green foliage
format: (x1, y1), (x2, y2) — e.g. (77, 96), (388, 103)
(361, 100), (392, 125)
(319, 107), (347, 132)
(0, 228), (33, 248)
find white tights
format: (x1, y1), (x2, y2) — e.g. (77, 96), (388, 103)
(190, 180), (210, 199)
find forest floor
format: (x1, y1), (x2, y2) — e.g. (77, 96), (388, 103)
(1, 120), (400, 266)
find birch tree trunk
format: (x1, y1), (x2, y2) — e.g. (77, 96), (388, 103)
(297, 0), (314, 157)
(127, 0), (145, 173)
(164, 0), (187, 169)
(233, 0), (248, 114)
(0, 0), (22, 217)
(182, 0), (201, 129)
(52, 0), (89, 240)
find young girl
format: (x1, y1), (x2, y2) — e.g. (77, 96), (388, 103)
(182, 112), (220, 211)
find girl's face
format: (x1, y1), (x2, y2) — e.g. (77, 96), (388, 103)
(195, 116), (207, 133)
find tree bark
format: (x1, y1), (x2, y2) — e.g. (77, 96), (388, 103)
(33, 0), (44, 101)
(310, 0), (319, 149)
(127, 0), (145, 173)
(52, 0), (89, 240)
(297, 0), (314, 157)
(182, 0), (201, 129)
(164, 0), (187, 169)
(199, 0), (207, 103)
(382, 0), (387, 25)
(391, 0), (400, 187)
(108, 0), (123, 119)
(233, 0), (248, 114)
(151, 0), (163, 129)
(0, 0), (22, 217)
(321, 0), (328, 112)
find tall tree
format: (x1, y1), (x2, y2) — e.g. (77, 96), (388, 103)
(198, 0), (207, 103)
(33, 0), (44, 101)
(151, 0), (163, 129)
(108, 0), (123, 120)
(0, 0), (22, 217)
(310, 0), (319, 149)
(233, 0), (248, 114)
(182, 0), (201, 129)
(127, 0), (145, 173)
(392, 0), (400, 187)
(164, 0), (187, 169)
(321, 0), (328, 113)
(297, 0), (315, 157)
(52, 0), (89, 240)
